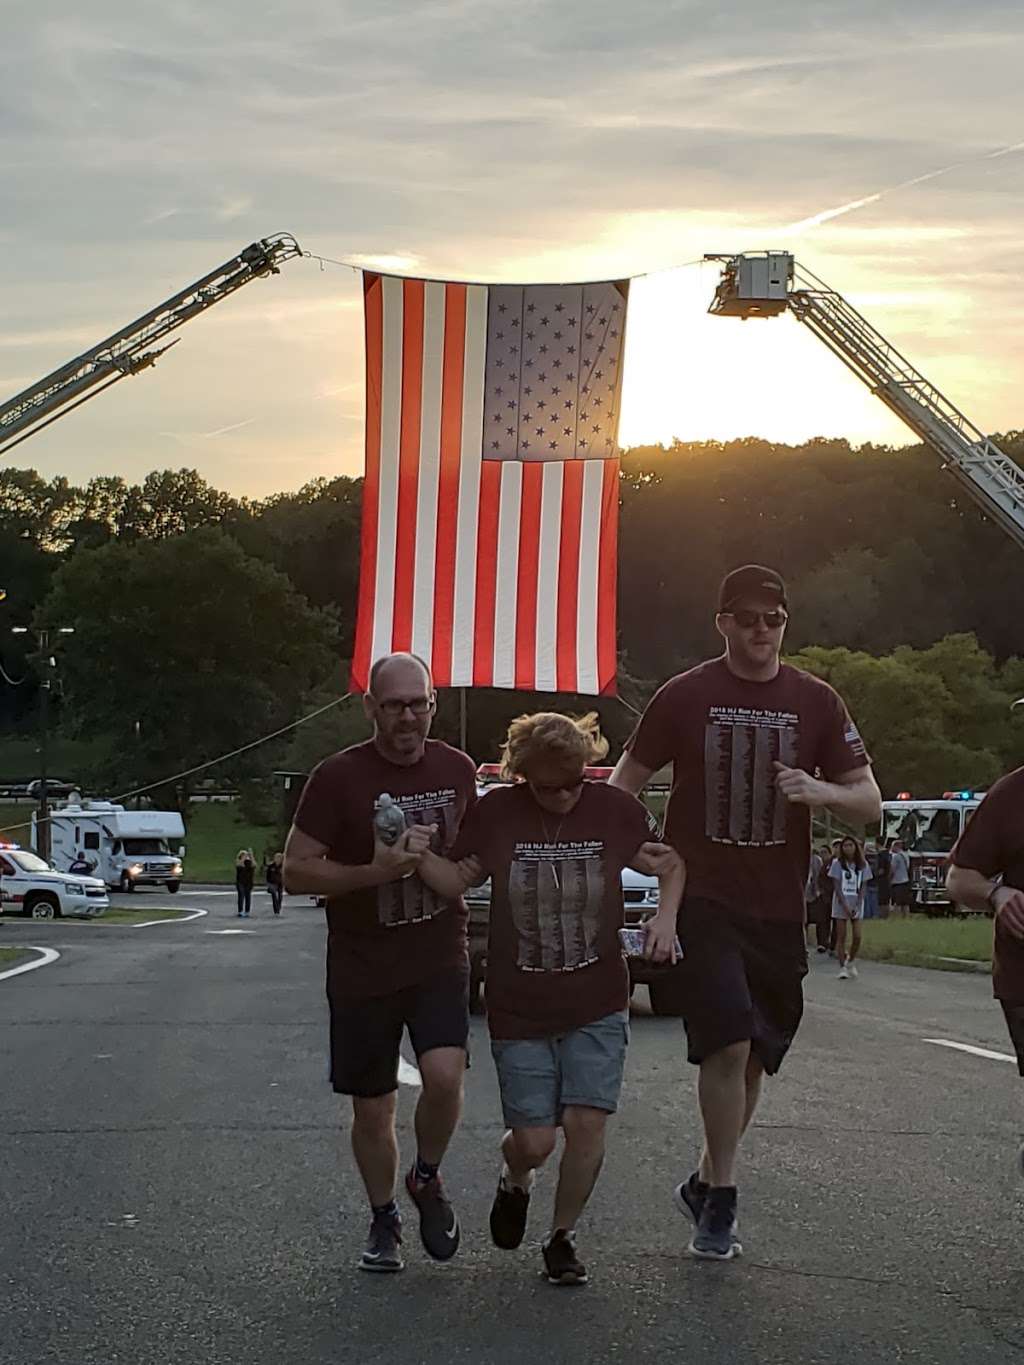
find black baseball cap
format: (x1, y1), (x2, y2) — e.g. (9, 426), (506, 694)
(718, 565), (788, 613)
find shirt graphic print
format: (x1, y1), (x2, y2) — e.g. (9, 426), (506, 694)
(375, 786), (460, 928)
(508, 838), (605, 973)
(704, 705), (800, 846)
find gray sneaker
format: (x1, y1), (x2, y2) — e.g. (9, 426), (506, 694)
(688, 1186), (742, 1261)
(359, 1210), (404, 1273)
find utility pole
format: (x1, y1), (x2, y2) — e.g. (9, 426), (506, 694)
(12, 625), (75, 861)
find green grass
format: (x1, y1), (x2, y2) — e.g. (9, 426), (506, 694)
(858, 915), (993, 971)
(179, 803), (279, 883)
(0, 947), (30, 968)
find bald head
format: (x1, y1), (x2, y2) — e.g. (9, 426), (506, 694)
(368, 652), (433, 697)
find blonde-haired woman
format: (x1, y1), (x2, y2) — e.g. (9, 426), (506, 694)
(417, 711), (685, 1286)
(235, 848), (255, 917)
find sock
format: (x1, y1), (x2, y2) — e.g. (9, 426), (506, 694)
(371, 1199), (399, 1220)
(500, 1163), (534, 1194)
(413, 1155), (439, 1184)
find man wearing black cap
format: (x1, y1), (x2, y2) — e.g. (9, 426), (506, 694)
(610, 565), (881, 1259)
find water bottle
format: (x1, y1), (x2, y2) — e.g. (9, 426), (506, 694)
(374, 793), (408, 847)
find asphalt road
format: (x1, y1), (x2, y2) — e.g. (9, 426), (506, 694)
(1, 887), (1022, 1365)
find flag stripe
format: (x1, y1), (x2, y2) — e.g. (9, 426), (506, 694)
(430, 284), (468, 687)
(493, 461), (522, 688)
(533, 463), (563, 692)
(351, 274), (383, 691)
(451, 285), (488, 685)
(410, 281), (446, 662)
(555, 459), (584, 692)
(514, 463), (543, 690)
(370, 276), (404, 669)
(391, 278), (424, 651)
(576, 460), (604, 694)
(597, 458), (620, 693)
(472, 460), (502, 687)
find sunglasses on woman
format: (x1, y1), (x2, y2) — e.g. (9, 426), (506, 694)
(722, 609), (788, 629)
(528, 777), (585, 796)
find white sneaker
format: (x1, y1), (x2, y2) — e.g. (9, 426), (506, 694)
(838, 966), (849, 980)
(847, 962), (858, 978)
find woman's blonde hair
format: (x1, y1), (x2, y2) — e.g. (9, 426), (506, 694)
(236, 848), (253, 864)
(499, 711), (609, 780)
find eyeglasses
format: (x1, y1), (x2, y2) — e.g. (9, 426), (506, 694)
(722, 609), (788, 629)
(528, 778), (585, 796)
(373, 695), (435, 717)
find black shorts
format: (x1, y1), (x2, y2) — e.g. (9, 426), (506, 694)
(328, 966), (470, 1098)
(677, 897), (808, 1076)
(891, 884), (912, 908)
(1002, 1003), (1024, 1077)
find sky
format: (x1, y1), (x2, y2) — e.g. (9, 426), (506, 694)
(2, 0), (1024, 498)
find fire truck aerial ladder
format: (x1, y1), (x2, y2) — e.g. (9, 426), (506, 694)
(706, 251), (1024, 553)
(0, 233), (302, 459)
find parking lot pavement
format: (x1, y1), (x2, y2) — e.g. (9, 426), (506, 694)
(0, 898), (1022, 1364)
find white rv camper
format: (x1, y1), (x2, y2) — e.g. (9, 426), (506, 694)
(40, 802), (185, 892)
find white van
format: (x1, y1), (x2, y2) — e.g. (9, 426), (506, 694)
(40, 802), (185, 893)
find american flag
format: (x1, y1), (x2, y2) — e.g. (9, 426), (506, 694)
(350, 272), (629, 695)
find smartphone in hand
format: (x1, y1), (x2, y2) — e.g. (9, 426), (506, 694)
(618, 925), (684, 961)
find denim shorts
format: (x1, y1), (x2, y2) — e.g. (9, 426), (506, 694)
(489, 1010), (630, 1129)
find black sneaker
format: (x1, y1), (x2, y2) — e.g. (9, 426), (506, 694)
(542, 1230), (587, 1286)
(359, 1210), (403, 1273)
(689, 1186), (742, 1261)
(673, 1172), (707, 1227)
(489, 1175), (531, 1250)
(405, 1169), (461, 1261)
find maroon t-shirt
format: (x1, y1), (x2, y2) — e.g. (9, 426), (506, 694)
(292, 739), (476, 1000)
(949, 767), (1024, 1004)
(627, 658), (870, 923)
(452, 781), (656, 1040)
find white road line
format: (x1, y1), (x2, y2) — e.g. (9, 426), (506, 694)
(398, 1056), (422, 1087)
(205, 928), (256, 935)
(132, 908), (208, 929)
(0, 946), (60, 982)
(923, 1038), (1017, 1064)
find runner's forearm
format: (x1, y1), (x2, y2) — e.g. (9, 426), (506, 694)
(283, 856), (389, 897)
(418, 850), (474, 898)
(946, 865), (997, 914)
(820, 775), (882, 825)
(656, 857), (686, 918)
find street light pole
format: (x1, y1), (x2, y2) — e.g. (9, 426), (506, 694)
(12, 625), (74, 862)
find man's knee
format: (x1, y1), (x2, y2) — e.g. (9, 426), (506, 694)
(702, 1039), (751, 1077)
(352, 1092), (397, 1137)
(418, 1046), (466, 1102)
(511, 1126), (558, 1167)
(561, 1105), (609, 1148)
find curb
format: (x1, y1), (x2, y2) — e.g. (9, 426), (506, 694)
(0, 946), (60, 982)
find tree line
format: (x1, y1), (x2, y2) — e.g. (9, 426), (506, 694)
(0, 432), (1021, 805)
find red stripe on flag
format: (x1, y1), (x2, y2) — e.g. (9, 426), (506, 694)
(515, 462), (544, 690)
(597, 459), (620, 695)
(390, 278), (424, 652)
(472, 461), (502, 687)
(430, 284), (467, 687)
(556, 460), (584, 692)
(351, 274), (383, 692)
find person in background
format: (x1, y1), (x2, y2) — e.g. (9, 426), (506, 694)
(417, 711), (685, 1287)
(863, 841), (880, 919)
(889, 839), (912, 917)
(235, 848), (255, 917)
(266, 851), (285, 915)
(68, 850), (96, 875)
(812, 845), (833, 953)
(946, 761), (1024, 1176)
(828, 838), (843, 954)
(805, 848), (824, 947)
(875, 838), (892, 916)
(829, 837), (871, 979)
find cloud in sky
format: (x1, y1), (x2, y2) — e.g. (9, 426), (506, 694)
(1, 0), (1023, 494)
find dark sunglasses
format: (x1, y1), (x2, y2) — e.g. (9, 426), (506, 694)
(722, 609), (788, 629)
(528, 778), (585, 796)
(374, 695), (435, 717)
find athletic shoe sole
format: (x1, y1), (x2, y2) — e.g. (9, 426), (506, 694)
(687, 1235), (743, 1261)
(543, 1267), (588, 1286)
(359, 1256), (404, 1274)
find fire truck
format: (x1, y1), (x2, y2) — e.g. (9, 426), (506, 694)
(880, 791), (983, 915)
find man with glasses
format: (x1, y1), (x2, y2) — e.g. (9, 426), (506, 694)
(284, 652), (476, 1275)
(611, 565), (881, 1259)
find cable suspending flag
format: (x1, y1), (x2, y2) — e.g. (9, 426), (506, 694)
(351, 272), (629, 695)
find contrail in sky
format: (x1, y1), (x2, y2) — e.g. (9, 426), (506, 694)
(785, 138), (1024, 235)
